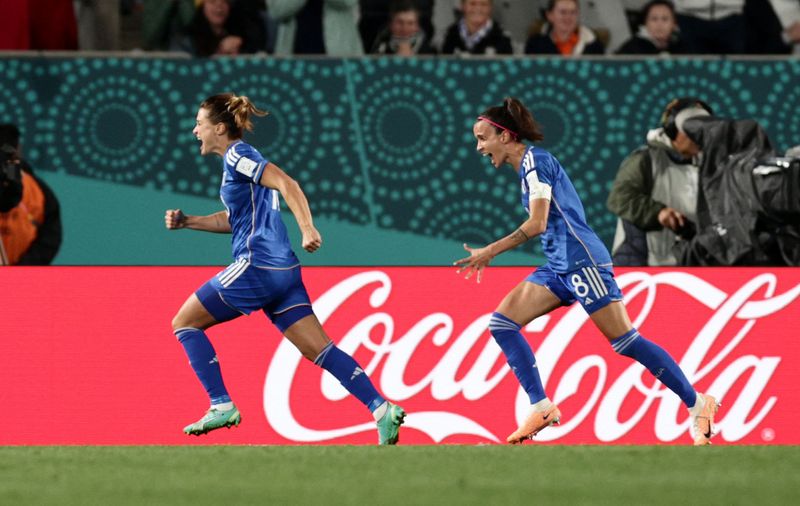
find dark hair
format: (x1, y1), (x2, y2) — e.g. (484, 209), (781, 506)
(390, 0), (419, 17)
(479, 97), (544, 143)
(660, 97), (713, 140)
(189, 0), (229, 57)
(639, 0), (675, 26)
(200, 93), (268, 139)
(0, 143), (23, 212)
(0, 124), (20, 149)
(547, 0), (579, 11)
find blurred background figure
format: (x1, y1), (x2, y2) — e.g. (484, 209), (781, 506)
(440, 0), (513, 55)
(663, 99), (800, 265)
(0, 0), (78, 50)
(525, 0), (605, 56)
(74, 0), (121, 50)
(745, 0), (800, 54)
(673, 0), (746, 54)
(607, 98), (707, 266)
(616, 0), (687, 54)
(0, 124), (62, 266)
(268, 0), (363, 56)
(370, 0), (437, 55)
(141, 0), (196, 51)
(490, 0), (543, 52)
(578, 0), (631, 53)
(175, 0), (267, 56)
(359, 0), (434, 53)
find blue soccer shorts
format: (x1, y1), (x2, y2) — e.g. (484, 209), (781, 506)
(525, 263), (623, 315)
(195, 258), (313, 332)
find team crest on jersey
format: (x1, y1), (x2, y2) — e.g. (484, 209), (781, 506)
(236, 157), (258, 178)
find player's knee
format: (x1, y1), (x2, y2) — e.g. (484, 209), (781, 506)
(488, 312), (521, 339)
(171, 312), (194, 333)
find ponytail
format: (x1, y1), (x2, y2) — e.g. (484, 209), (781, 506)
(479, 97), (544, 143)
(200, 93), (268, 139)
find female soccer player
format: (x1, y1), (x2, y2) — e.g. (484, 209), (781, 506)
(165, 93), (405, 444)
(454, 98), (719, 445)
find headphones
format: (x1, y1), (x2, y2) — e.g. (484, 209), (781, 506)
(661, 97), (713, 140)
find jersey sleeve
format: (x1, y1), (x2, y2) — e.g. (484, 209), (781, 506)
(523, 152), (554, 201)
(225, 143), (269, 184)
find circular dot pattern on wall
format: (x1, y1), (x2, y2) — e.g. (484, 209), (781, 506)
(2, 56), (796, 257)
(43, 59), (182, 185)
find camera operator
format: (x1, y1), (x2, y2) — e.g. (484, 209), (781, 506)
(0, 124), (62, 266)
(607, 97), (707, 266)
(663, 99), (799, 266)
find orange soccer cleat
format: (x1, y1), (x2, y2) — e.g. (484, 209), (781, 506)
(692, 393), (721, 445)
(506, 403), (562, 444)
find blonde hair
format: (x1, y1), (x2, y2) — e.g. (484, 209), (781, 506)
(201, 93), (268, 139)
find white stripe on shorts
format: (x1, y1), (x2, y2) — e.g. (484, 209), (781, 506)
(219, 259), (249, 287)
(582, 267), (607, 298)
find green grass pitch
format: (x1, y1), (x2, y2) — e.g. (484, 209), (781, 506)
(1, 446), (797, 505)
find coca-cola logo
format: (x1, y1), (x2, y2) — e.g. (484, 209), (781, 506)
(263, 270), (800, 444)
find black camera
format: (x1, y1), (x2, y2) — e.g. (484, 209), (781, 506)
(0, 143), (23, 212)
(674, 219), (697, 241)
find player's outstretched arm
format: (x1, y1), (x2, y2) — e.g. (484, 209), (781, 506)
(164, 209), (232, 233)
(454, 198), (549, 283)
(258, 162), (321, 253)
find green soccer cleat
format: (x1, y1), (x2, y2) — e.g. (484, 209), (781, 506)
(183, 406), (241, 436)
(376, 403), (406, 445)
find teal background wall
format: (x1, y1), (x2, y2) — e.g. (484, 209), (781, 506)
(1, 57), (798, 265)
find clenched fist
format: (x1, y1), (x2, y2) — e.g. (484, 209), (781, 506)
(165, 209), (187, 229)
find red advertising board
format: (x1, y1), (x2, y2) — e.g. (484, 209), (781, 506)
(1, 267), (798, 445)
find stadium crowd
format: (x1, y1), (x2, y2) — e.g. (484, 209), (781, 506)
(0, 0), (798, 56)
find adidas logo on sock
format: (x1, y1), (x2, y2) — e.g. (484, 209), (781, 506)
(350, 367), (364, 380)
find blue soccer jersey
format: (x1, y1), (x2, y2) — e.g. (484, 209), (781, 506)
(219, 141), (298, 267)
(519, 146), (612, 272)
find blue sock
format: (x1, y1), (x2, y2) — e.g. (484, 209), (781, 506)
(175, 328), (231, 405)
(611, 328), (696, 408)
(489, 312), (547, 404)
(314, 343), (385, 412)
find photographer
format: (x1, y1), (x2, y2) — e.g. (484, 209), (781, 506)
(607, 98), (707, 266)
(0, 124), (62, 266)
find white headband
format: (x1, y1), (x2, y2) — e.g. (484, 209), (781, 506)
(674, 106), (710, 133)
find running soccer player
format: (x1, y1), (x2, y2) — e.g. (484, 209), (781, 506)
(454, 97), (719, 445)
(165, 93), (405, 444)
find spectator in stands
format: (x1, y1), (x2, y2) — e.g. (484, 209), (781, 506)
(268, 0), (363, 55)
(440, 0), (513, 55)
(141, 0), (196, 51)
(673, 0), (746, 54)
(616, 0), (688, 54)
(0, 0), (78, 50)
(745, 0), (800, 54)
(371, 0), (437, 55)
(606, 98), (708, 266)
(579, 0), (631, 53)
(0, 124), (62, 266)
(74, 0), (121, 50)
(175, 0), (266, 56)
(359, 0), (435, 53)
(525, 0), (605, 56)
